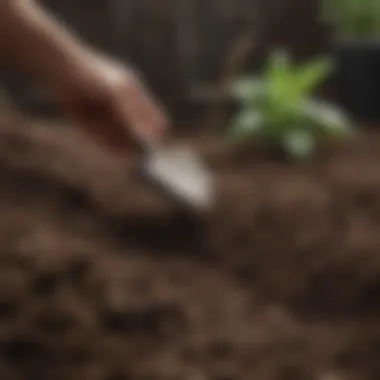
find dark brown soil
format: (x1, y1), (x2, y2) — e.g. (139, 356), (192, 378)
(0, 114), (380, 380)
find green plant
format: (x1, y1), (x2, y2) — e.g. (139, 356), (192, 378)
(227, 51), (352, 160)
(323, 0), (380, 38)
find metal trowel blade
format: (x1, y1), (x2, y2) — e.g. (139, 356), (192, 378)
(139, 144), (214, 213)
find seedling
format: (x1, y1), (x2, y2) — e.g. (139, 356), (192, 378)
(227, 50), (352, 160)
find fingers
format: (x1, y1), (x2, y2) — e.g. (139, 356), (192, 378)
(113, 75), (168, 145)
(58, 65), (169, 154)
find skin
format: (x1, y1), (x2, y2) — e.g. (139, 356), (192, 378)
(0, 0), (167, 152)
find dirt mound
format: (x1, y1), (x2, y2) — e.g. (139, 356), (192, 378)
(0, 116), (380, 380)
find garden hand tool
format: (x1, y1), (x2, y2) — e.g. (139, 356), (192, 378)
(135, 132), (214, 213)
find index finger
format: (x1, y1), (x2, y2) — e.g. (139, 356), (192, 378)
(113, 77), (169, 143)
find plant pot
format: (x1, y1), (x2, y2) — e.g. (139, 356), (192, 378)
(332, 39), (380, 124)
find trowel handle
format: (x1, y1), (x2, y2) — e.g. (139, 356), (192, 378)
(133, 128), (163, 156)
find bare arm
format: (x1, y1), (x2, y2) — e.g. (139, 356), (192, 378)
(0, 0), (92, 88)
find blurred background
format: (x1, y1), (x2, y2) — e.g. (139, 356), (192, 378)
(1, 0), (333, 122)
(3, 0), (380, 127)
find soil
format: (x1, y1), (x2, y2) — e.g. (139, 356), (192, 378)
(0, 113), (380, 380)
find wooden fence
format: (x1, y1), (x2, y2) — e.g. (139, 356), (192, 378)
(1, 0), (332, 118)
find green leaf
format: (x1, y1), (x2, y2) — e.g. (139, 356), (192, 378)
(230, 76), (266, 102)
(293, 58), (334, 98)
(266, 50), (291, 77)
(282, 129), (316, 160)
(227, 110), (264, 143)
(265, 50), (301, 107)
(301, 99), (351, 138)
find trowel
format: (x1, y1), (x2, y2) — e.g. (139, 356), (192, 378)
(135, 134), (215, 214)
(109, 21), (214, 214)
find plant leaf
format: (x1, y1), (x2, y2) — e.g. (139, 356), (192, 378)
(266, 50), (291, 78)
(293, 58), (334, 98)
(266, 50), (300, 107)
(302, 99), (351, 138)
(282, 129), (316, 160)
(227, 110), (264, 143)
(230, 76), (265, 102)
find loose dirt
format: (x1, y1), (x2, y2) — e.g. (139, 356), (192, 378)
(0, 114), (379, 380)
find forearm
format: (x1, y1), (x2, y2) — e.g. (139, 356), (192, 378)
(0, 0), (90, 88)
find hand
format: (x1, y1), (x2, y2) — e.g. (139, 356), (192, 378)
(0, 0), (166, 153)
(54, 53), (168, 153)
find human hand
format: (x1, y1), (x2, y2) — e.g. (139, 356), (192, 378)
(0, 0), (166, 153)
(54, 53), (168, 153)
